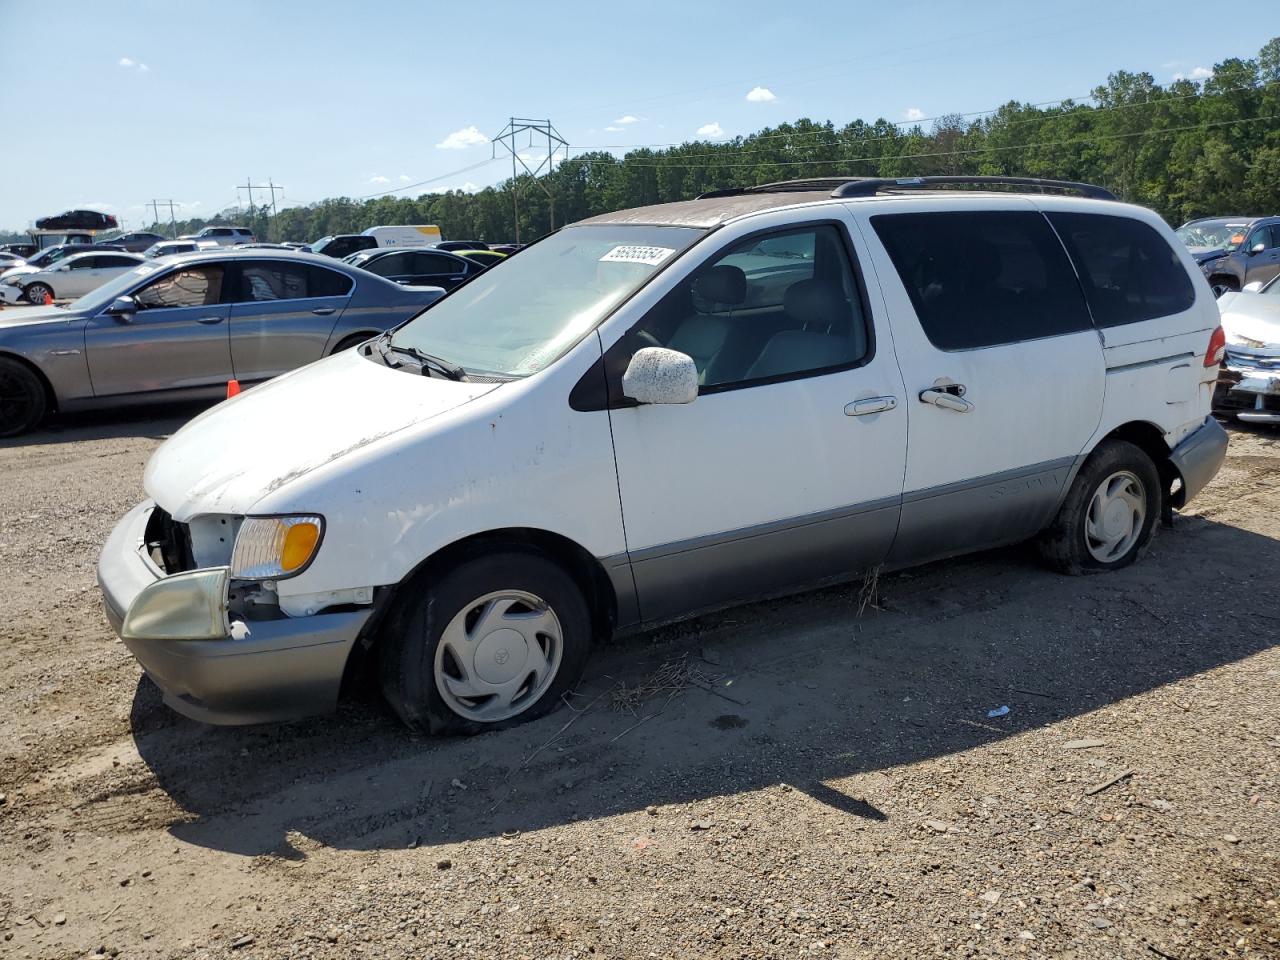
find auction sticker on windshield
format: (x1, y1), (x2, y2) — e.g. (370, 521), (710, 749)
(599, 245), (676, 266)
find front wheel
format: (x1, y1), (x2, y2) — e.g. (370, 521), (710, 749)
(379, 550), (592, 734)
(0, 357), (48, 437)
(1037, 439), (1161, 575)
(1209, 276), (1238, 298)
(24, 282), (53, 305)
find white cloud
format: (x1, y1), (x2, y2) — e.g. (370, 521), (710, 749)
(604, 125), (624, 133)
(904, 107), (925, 122)
(138, 63), (149, 72)
(745, 86), (777, 103)
(118, 57), (135, 67)
(398, 174), (412, 182)
(118, 57), (148, 72)
(369, 175), (390, 184)
(447, 181), (480, 194)
(696, 122), (725, 138)
(436, 125), (489, 150)
(1174, 65), (1212, 82)
(614, 115), (640, 125)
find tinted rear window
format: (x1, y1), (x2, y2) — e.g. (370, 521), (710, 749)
(871, 211), (1092, 350)
(1047, 213), (1195, 327)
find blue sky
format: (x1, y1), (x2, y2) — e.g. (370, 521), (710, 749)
(0, 0), (1265, 232)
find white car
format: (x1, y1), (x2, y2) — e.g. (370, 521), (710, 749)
(143, 239), (218, 258)
(0, 251), (145, 304)
(182, 226), (256, 247)
(98, 176), (1227, 734)
(1213, 275), (1280, 423)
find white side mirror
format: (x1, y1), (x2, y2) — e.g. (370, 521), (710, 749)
(621, 347), (699, 405)
(1242, 281), (1264, 294)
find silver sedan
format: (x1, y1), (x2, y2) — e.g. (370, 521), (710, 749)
(0, 249), (445, 436)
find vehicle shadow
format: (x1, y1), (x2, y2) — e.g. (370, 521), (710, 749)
(129, 512), (1278, 859)
(0, 403), (213, 448)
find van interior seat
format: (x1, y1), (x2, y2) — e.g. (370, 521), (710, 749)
(742, 277), (862, 381)
(667, 265), (748, 383)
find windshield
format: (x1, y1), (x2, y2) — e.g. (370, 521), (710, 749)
(1176, 219), (1249, 252)
(69, 261), (167, 312)
(310, 236), (334, 254)
(390, 224), (704, 377)
(27, 247), (68, 267)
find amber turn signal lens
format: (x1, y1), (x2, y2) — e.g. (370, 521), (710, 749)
(281, 521), (321, 572)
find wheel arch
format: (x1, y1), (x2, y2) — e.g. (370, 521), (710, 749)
(1091, 420), (1179, 513)
(0, 349), (58, 413)
(329, 330), (381, 354)
(354, 526), (620, 663)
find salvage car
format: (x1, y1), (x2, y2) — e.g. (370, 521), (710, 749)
(1176, 216), (1280, 296)
(1214, 275), (1280, 424)
(0, 251), (144, 304)
(97, 176), (1227, 734)
(0, 249), (445, 436)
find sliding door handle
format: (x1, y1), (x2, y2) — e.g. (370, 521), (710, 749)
(845, 396), (898, 417)
(919, 388), (974, 413)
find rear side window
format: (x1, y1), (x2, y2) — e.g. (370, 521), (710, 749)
(236, 261), (353, 301)
(1047, 213), (1195, 327)
(872, 211), (1092, 350)
(307, 265), (353, 297)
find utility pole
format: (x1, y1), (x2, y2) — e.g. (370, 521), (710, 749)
(150, 199), (179, 238)
(491, 118), (568, 244)
(239, 179), (282, 238)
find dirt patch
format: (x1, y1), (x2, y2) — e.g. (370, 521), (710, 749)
(2, 414), (1278, 959)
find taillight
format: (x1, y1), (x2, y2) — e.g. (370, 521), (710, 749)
(1205, 326), (1226, 367)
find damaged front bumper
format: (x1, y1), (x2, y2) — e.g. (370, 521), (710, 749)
(97, 501), (371, 725)
(1214, 351), (1280, 424)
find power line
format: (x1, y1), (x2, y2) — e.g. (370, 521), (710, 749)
(355, 159), (501, 201)
(572, 113), (1280, 171)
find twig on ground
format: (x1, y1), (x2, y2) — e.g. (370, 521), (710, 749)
(956, 718), (1007, 734)
(1085, 769), (1134, 796)
(610, 713), (657, 743)
(610, 654), (720, 714)
(856, 565), (882, 617)
(1010, 687), (1063, 700)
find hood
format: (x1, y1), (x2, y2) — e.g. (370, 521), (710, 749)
(0, 305), (79, 329)
(0, 265), (38, 283)
(1218, 291), (1280, 355)
(1188, 246), (1227, 264)
(145, 349), (501, 520)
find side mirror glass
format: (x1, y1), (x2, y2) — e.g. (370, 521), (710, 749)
(1242, 280), (1265, 294)
(107, 295), (137, 317)
(1250, 242), (1266, 255)
(621, 347), (699, 405)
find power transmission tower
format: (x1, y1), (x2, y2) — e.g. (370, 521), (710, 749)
(491, 118), (568, 244)
(150, 199), (179, 238)
(239, 179), (282, 238)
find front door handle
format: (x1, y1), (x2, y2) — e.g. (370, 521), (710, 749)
(311, 306), (336, 315)
(919, 386), (974, 413)
(845, 396), (898, 417)
(195, 315), (224, 325)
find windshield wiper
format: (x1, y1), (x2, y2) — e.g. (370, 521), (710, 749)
(375, 333), (467, 381)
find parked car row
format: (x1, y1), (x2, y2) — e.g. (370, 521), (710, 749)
(1176, 215), (1280, 297)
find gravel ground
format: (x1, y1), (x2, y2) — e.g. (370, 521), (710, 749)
(1, 408), (1277, 960)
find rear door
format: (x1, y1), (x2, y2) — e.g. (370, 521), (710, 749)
(857, 197), (1105, 565)
(227, 259), (353, 382)
(408, 251), (470, 289)
(59, 255), (110, 297)
(84, 263), (233, 397)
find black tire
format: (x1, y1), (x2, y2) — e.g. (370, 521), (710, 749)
(0, 357), (48, 437)
(24, 282), (53, 305)
(1037, 439), (1161, 575)
(1209, 276), (1238, 298)
(331, 333), (374, 354)
(379, 549), (593, 735)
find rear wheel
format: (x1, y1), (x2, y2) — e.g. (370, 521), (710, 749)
(0, 357), (48, 437)
(24, 282), (53, 305)
(379, 549), (592, 734)
(1209, 276), (1238, 298)
(1037, 439), (1161, 575)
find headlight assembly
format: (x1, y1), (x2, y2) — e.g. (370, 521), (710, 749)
(230, 515), (324, 579)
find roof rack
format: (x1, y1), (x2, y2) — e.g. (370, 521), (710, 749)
(830, 176), (1116, 200)
(697, 175), (1115, 202)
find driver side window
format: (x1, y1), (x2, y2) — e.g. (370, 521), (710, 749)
(134, 266), (225, 309)
(606, 223), (871, 395)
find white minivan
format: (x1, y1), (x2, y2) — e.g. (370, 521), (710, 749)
(98, 176), (1228, 734)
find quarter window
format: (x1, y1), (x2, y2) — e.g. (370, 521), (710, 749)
(1048, 213), (1195, 327)
(135, 266), (225, 309)
(235, 261), (352, 300)
(872, 211), (1092, 350)
(612, 224), (872, 392)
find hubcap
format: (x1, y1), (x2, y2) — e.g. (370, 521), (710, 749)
(434, 589), (563, 723)
(1085, 470), (1146, 563)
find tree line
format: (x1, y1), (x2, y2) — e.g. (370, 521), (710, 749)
(9, 39), (1277, 246)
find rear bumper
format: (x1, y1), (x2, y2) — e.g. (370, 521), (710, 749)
(1168, 416), (1229, 507)
(98, 501), (371, 725)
